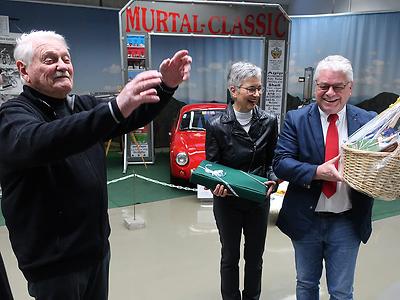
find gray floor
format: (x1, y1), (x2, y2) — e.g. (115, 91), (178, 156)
(1, 195), (399, 300)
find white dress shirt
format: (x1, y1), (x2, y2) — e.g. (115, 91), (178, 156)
(315, 106), (352, 213)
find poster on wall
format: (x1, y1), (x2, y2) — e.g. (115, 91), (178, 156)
(0, 32), (22, 105)
(127, 34), (146, 76)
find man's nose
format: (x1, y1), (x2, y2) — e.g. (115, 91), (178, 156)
(325, 86), (336, 96)
(56, 58), (68, 70)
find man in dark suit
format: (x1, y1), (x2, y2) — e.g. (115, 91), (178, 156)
(273, 55), (376, 299)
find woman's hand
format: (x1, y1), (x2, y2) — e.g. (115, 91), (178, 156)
(264, 180), (277, 197)
(212, 184), (230, 197)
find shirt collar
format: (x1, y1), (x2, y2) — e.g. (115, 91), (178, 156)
(318, 105), (347, 123)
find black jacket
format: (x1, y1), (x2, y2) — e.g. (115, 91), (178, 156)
(205, 104), (278, 198)
(0, 84), (175, 282)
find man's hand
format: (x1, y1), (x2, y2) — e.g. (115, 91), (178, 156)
(314, 155), (343, 182)
(264, 180), (277, 197)
(159, 50), (192, 88)
(115, 50), (191, 118)
(116, 70), (162, 118)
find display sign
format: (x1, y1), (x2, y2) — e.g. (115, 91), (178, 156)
(127, 124), (153, 161)
(265, 39), (286, 126)
(127, 34), (146, 75)
(122, 1), (288, 38)
(124, 33), (154, 167)
(119, 1), (290, 172)
(123, 122), (155, 170)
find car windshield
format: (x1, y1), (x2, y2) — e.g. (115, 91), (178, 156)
(179, 109), (223, 131)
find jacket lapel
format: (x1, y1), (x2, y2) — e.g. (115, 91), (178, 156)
(308, 103), (325, 161)
(346, 105), (363, 135)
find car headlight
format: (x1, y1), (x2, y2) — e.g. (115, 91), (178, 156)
(176, 152), (189, 166)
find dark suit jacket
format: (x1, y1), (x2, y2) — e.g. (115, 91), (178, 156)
(273, 103), (376, 243)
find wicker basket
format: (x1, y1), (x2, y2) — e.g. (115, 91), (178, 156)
(342, 144), (400, 200)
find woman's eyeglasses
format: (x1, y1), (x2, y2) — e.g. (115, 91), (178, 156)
(239, 86), (264, 95)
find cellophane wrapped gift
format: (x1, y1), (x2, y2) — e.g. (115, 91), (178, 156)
(190, 160), (268, 203)
(342, 97), (400, 200)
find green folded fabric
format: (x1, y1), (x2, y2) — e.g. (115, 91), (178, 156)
(190, 160), (268, 203)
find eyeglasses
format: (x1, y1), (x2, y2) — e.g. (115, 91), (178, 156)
(239, 86), (264, 95)
(316, 82), (350, 93)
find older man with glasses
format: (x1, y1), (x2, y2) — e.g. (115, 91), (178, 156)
(273, 55), (377, 300)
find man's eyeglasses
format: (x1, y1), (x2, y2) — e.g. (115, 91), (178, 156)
(316, 82), (350, 93)
(239, 86), (264, 95)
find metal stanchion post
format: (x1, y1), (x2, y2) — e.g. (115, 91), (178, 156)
(123, 169), (146, 230)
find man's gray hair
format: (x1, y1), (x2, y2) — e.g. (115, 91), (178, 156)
(14, 30), (69, 67)
(314, 55), (353, 82)
(227, 61), (262, 88)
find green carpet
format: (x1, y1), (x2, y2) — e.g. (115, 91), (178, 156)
(106, 151), (193, 208)
(372, 199), (400, 221)
(0, 150), (399, 226)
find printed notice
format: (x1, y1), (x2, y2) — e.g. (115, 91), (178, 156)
(265, 40), (285, 125)
(130, 143), (149, 158)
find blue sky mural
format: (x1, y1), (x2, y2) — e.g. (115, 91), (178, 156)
(1, 1), (399, 105)
(1, 0), (122, 94)
(288, 12), (400, 104)
(150, 35), (263, 103)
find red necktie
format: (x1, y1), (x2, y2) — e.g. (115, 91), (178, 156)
(322, 114), (339, 198)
